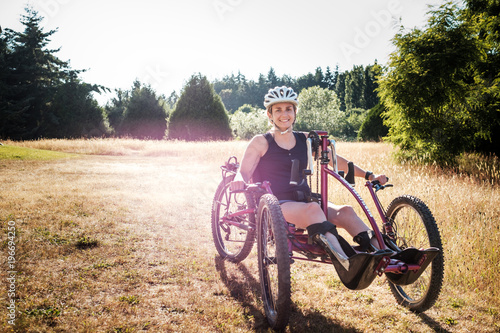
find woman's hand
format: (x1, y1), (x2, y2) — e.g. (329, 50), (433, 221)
(230, 179), (246, 191)
(372, 174), (388, 185)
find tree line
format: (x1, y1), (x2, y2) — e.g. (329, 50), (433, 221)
(1, 2), (499, 166)
(0, 7), (381, 141)
(213, 64), (381, 114)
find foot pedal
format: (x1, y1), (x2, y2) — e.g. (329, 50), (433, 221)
(386, 247), (440, 286)
(333, 252), (391, 290)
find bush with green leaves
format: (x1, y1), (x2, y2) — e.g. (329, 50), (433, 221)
(168, 74), (232, 141)
(358, 103), (389, 142)
(295, 86), (347, 138)
(378, 2), (500, 164)
(230, 104), (269, 139)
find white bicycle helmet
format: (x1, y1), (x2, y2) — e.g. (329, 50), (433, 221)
(263, 86), (298, 109)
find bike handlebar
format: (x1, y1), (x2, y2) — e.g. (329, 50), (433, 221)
(371, 179), (393, 192)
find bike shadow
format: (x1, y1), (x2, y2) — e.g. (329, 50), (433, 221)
(214, 256), (268, 330)
(418, 313), (451, 333)
(213, 256), (360, 332)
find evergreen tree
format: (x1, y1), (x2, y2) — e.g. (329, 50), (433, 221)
(47, 73), (109, 138)
(168, 73), (232, 141)
(344, 65), (366, 111)
(296, 73), (316, 93)
(120, 80), (168, 139)
(210, 64), (380, 123)
(105, 89), (129, 133)
(266, 67), (280, 87)
(166, 90), (179, 109)
(0, 26), (18, 137)
(323, 66), (337, 90)
(364, 62), (382, 110)
(314, 67), (327, 88)
(0, 7), (106, 139)
(335, 71), (347, 112)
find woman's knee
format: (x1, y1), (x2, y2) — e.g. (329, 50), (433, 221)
(338, 205), (356, 217)
(329, 205), (357, 222)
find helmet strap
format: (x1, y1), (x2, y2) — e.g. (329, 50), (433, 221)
(280, 126), (292, 135)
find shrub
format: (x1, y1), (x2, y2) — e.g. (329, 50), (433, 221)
(230, 105), (269, 139)
(358, 103), (389, 141)
(295, 86), (347, 138)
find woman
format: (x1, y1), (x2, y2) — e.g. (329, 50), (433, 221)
(231, 86), (392, 288)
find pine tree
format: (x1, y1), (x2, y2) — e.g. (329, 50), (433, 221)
(120, 80), (167, 139)
(0, 7), (106, 139)
(5, 7), (75, 138)
(168, 73), (232, 141)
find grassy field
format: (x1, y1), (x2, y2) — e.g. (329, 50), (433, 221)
(0, 139), (499, 332)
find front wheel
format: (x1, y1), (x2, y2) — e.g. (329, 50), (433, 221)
(211, 175), (256, 262)
(257, 194), (291, 331)
(385, 195), (444, 312)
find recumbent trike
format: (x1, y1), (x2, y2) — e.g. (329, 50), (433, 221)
(211, 131), (444, 330)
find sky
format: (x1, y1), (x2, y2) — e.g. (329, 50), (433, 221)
(1, 0), (445, 105)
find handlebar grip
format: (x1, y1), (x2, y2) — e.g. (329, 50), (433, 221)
(290, 159), (300, 185)
(346, 161), (355, 186)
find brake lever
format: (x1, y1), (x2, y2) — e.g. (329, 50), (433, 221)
(371, 179), (393, 192)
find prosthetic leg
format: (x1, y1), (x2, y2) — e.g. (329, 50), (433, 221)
(307, 222), (391, 290)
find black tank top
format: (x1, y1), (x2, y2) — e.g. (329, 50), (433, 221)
(253, 132), (311, 201)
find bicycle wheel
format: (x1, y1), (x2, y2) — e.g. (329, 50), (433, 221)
(385, 195), (444, 312)
(211, 175), (256, 262)
(257, 194), (291, 330)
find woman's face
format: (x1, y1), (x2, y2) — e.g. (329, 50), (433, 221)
(268, 102), (296, 130)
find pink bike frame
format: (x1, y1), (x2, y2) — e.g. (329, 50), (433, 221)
(317, 131), (388, 251)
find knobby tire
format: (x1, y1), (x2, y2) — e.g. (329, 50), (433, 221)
(257, 194), (291, 330)
(385, 195), (444, 312)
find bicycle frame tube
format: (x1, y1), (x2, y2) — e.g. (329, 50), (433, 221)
(318, 134), (387, 250)
(222, 208), (256, 230)
(223, 181), (273, 230)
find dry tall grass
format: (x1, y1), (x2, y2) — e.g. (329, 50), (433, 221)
(1, 139), (498, 332)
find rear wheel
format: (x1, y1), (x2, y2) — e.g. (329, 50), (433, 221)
(257, 194), (291, 330)
(211, 175), (255, 262)
(385, 195), (444, 312)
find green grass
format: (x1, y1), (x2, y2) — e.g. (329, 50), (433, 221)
(0, 144), (78, 160)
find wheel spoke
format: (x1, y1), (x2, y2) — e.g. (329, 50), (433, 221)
(211, 176), (255, 262)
